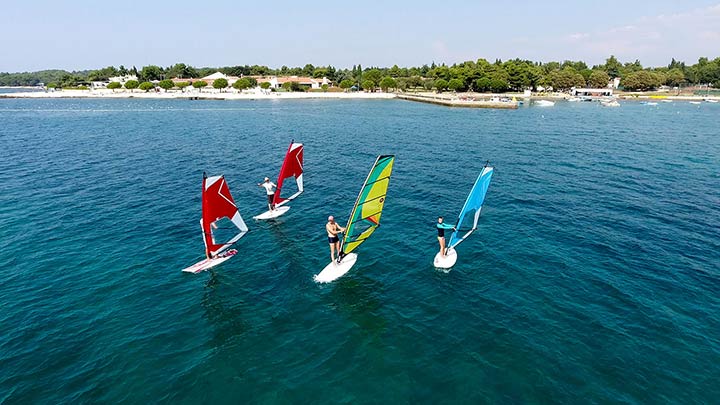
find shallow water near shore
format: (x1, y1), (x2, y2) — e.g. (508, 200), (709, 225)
(1, 98), (719, 403)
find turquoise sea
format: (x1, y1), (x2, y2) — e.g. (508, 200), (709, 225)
(1, 98), (718, 403)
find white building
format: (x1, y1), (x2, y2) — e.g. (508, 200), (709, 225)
(201, 72), (240, 86)
(107, 75), (138, 85)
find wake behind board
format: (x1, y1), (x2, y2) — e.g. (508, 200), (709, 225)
(253, 206), (290, 220)
(182, 249), (237, 274)
(433, 248), (457, 269)
(314, 253), (358, 283)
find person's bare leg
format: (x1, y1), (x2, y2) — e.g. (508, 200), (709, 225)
(439, 236), (446, 258)
(335, 242), (341, 262)
(329, 243), (335, 262)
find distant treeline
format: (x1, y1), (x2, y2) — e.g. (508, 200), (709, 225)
(2, 56), (719, 92)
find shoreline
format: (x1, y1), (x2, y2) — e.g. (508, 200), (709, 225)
(1, 88), (717, 103)
(0, 89), (397, 100)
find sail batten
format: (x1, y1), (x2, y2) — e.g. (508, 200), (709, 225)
(273, 142), (304, 207)
(447, 166), (493, 250)
(340, 155), (395, 256)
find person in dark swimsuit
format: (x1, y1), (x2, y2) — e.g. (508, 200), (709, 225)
(436, 216), (456, 258)
(326, 215), (346, 262)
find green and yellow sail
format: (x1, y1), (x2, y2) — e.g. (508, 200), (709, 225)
(341, 155), (395, 255)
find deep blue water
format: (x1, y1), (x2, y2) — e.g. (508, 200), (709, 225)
(0, 98), (718, 403)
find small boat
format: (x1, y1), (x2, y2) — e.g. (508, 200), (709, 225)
(254, 141), (304, 220)
(645, 102), (658, 106)
(535, 100), (555, 107)
(434, 164), (494, 269)
(689, 101), (702, 105)
(706, 99), (718, 103)
(567, 97), (581, 102)
(314, 155), (396, 283)
(661, 99), (673, 103)
(601, 99), (620, 107)
(182, 173), (249, 273)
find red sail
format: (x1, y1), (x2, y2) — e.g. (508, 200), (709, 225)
(272, 142), (304, 206)
(201, 174), (246, 257)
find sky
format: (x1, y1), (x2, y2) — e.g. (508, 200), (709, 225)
(1, 0), (720, 72)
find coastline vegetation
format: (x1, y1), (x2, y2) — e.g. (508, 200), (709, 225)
(4, 56), (719, 93)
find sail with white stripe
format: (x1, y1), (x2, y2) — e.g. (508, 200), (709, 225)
(447, 165), (494, 250)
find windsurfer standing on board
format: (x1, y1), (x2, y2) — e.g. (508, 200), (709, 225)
(258, 177), (277, 211)
(436, 216), (456, 258)
(326, 216), (346, 263)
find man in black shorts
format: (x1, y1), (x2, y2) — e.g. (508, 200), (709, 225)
(258, 177), (277, 211)
(326, 215), (346, 262)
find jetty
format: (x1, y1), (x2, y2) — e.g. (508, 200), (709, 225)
(397, 93), (518, 109)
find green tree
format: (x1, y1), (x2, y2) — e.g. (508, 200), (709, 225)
(233, 78), (251, 90)
(603, 55), (623, 78)
(622, 71), (663, 91)
(364, 68), (382, 87)
(46, 82), (59, 89)
(448, 78), (464, 92)
(282, 81), (292, 91)
(434, 78), (448, 92)
(321, 83), (329, 92)
(407, 76), (423, 89)
(302, 64), (315, 76)
(213, 78), (229, 91)
(166, 63), (198, 79)
(475, 77), (492, 92)
(139, 82), (154, 92)
(260, 81), (271, 90)
(176, 81), (190, 91)
(193, 80), (208, 92)
(139, 65), (164, 81)
(489, 78), (509, 93)
(158, 79), (174, 91)
(313, 67), (328, 78)
(503, 60), (531, 91)
(107, 82), (122, 91)
(665, 68), (686, 87)
(339, 79), (353, 91)
(550, 68), (585, 91)
(124, 80), (139, 92)
(379, 76), (396, 92)
(388, 64), (401, 77)
(362, 79), (375, 92)
(587, 70), (610, 88)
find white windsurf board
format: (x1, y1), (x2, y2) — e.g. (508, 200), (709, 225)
(314, 253), (358, 283)
(433, 248), (458, 269)
(253, 206), (290, 220)
(182, 249), (237, 274)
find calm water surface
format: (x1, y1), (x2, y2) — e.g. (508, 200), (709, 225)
(0, 98), (718, 403)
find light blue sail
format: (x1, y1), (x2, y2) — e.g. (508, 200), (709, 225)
(448, 166), (494, 249)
